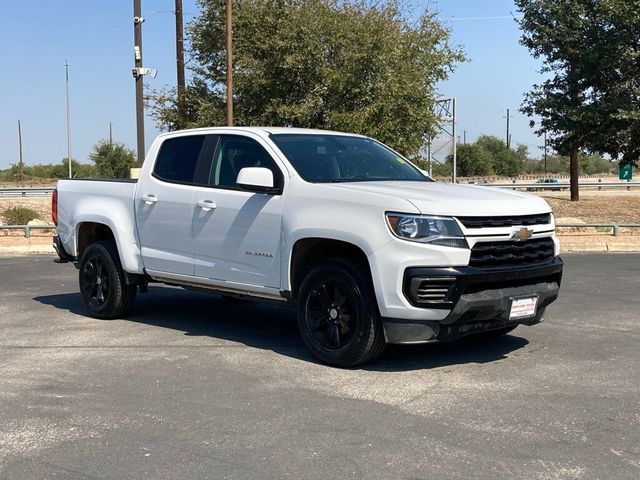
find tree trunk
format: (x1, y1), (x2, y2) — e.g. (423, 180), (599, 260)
(570, 147), (579, 201)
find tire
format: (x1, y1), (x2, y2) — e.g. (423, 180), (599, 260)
(79, 240), (137, 319)
(297, 259), (385, 367)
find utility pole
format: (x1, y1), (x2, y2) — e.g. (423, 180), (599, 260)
(133, 0), (145, 164)
(505, 108), (511, 148)
(109, 122), (113, 145)
(175, 0), (186, 120)
(225, 0), (233, 126)
(17, 120), (23, 184)
(426, 137), (432, 177)
(65, 60), (72, 178)
(543, 131), (548, 176)
(451, 97), (457, 183)
(463, 130), (467, 145)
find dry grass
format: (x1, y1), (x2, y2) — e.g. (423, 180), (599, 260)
(543, 192), (640, 223)
(0, 199), (52, 224)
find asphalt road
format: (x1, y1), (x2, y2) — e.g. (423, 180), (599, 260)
(0, 254), (638, 479)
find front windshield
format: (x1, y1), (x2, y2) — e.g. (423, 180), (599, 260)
(270, 134), (430, 183)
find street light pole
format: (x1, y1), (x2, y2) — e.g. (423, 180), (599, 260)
(65, 60), (72, 178)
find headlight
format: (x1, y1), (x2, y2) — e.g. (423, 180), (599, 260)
(385, 213), (468, 248)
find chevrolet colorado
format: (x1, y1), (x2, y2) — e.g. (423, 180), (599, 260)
(53, 127), (563, 367)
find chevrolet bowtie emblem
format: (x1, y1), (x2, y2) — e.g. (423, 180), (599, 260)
(512, 227), (533, 241)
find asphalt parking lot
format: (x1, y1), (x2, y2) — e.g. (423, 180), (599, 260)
(0, 254), (638, 479)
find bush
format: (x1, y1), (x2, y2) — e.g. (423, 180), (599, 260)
(2, 207), (41, 225)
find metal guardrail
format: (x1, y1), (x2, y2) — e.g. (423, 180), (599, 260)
(556, 223), (640, 236)
(0, 187), (55, 197)
(0, 182), (638, 195)
(483, 181), (639, 190)
(1, 224), (55, 238)
(1, 223), (638, 238)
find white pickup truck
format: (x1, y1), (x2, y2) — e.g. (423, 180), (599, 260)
(53, 127), (563, 367)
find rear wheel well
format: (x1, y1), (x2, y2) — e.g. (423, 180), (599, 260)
(77, 222), (116, 260)
(290, 238), (372, 298)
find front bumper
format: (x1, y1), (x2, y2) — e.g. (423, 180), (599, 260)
(383, 258), (563, 344)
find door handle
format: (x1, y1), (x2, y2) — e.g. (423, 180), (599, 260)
(142, 194), (158, 205)
(196, 200), (216, 212)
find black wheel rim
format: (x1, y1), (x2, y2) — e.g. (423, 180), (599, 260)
(82, 256), (110, 308)
(304, 278), (358, 351)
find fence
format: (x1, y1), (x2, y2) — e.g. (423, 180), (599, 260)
(0, 187), (55, 197)
(2, 223), (639, 239)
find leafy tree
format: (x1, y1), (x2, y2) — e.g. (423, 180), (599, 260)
(89, 141), (136, 179)
(516, 0), (640, 201)
(475, 135), (522, 177)
(148, 0), (465, 159)
(455, 144), (492, 177)
(584, 0), (640, 167)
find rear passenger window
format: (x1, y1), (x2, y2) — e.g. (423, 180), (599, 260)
(154, 135), (206, 184)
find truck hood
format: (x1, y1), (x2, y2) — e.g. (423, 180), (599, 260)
(327, 181), (551, 217)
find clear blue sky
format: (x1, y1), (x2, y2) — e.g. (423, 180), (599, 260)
(0, 0), (544, 169)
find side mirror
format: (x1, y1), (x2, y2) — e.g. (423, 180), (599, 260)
(236, 167), (278, 194)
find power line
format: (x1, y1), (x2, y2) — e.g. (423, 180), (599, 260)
(447, 15), (521, 21)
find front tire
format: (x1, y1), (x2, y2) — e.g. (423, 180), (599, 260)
(297, 259), (385, 367)
(79, 240), (137, 319)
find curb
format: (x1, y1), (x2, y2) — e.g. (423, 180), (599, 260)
(560, 242), (640, 253)
(0, 245), (55, 256)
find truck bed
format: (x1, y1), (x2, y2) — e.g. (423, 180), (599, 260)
(55, 178), (142, 273)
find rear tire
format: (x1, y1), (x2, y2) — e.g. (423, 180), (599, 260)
(297, 259), (385, 367)
(79, 240), (137, 319)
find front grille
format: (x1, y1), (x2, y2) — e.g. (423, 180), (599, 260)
(470, 238), (555, 269)
(415, 277), (456, 304)
(456, 213), (551, 229)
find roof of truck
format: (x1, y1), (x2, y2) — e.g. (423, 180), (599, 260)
(156, 126), (367, 138)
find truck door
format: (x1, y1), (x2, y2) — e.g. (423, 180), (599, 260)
(135, 134), (215, 276)
(191, 134), (285, 288)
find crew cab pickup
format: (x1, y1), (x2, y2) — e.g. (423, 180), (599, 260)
(53, 127), (563, 367)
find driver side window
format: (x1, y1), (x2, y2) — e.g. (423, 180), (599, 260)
(209, 135), (282, 189)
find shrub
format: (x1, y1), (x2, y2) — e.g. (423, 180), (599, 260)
(2, 207), (41, 225)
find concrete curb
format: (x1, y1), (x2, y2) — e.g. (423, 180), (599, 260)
(560, 242), (640, 253)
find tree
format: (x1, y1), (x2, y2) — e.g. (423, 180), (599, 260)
(476, 135), (522, 177)
(89, 141), (136, 179)
(148, 0), (465, 159)
(516, 0), (640, 201)
(583, 0), (640, 167)
(455, 144), (492, 177)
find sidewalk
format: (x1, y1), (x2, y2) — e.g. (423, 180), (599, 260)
(1, 232), (639, 256)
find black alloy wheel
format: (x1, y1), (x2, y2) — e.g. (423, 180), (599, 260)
(297, 259), (385, 367)
(304, 278), (357, 351)
(82, 255), (110, 308)
(79, 240), (137, 319)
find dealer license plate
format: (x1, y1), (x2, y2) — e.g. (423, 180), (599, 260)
(509, 296), (538, 319)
